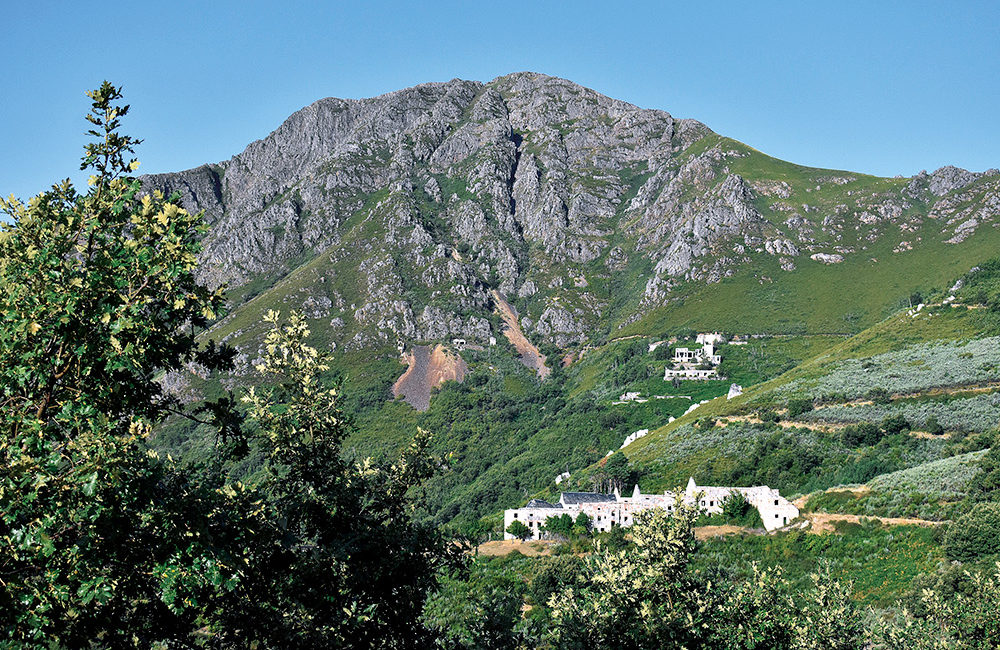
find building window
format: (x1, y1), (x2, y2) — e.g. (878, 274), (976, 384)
(774, 499), (778, 506)
(709, 501), (714, 507)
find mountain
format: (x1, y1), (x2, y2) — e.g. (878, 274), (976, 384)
(144, 73), (1000, 529)
(143, 72), (1000, 359)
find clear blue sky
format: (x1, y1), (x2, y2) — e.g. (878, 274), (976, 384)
(3, 1), (999, 201)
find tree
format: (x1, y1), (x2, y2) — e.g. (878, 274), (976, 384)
(220, 311), (456, 647)
(422, 560), (532, 650)
(786, 398), (814, 418)
(944, 502), (1000, 562)
(0, 82), (238, 646)
(507, 520), (532, 541)
(601, 452), (636, 493)
(0, 84), (454, 649)
(925, 415), (945, 436)
(881, 414), (911, 436)
(542, 513), (575, 539)
(841, 422), (882, 447)
(574, 511), (592, 535)
(545, 502), (709, 648)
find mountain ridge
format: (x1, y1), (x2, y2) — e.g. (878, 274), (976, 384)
(142, 72), (1000, 359)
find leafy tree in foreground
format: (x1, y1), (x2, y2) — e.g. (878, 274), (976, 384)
(0, 82), (234, 647)
(0, 83), (454, 649)
(506, 519), (532, 541)
(220, 310), (456, 648)
(545, 501), (709, 648)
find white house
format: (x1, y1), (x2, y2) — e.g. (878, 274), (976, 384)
(504, 478), (799, 540)
(665, 337), (723, 381)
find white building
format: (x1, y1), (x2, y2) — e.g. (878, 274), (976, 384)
(503, 478), (798, 540)
(696, 332), (725, 346)
(665, 339), (723, 381)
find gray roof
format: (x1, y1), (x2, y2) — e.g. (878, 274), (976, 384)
(560, 492), (616, 504)
(525, 499), (560, 509)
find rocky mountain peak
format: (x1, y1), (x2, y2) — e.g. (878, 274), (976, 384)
(142, 74), (1000, 356)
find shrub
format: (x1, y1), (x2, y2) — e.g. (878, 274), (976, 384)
(758, 409), (780, 424)
(506, 520), (532, 541)
(881, 414), (912, 435)
(868, 387), (892, 405)
(841, 422), (882, 447)
(787, 397), (815, 418)
(528, 556), (584, 608)
(944, 502), (1000, 562)
(925, 415), (945, 436)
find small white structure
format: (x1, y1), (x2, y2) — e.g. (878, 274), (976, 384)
(488, 336), (497, 346)
(696, 332), (725, 345)
(503, 478), (799, 539)
(620, 428), (649, 449)
(619, 391), (642, 402)
(554, 471), (570, 485)
(727, 383), (744, 399)
(664, 336), (724, 381)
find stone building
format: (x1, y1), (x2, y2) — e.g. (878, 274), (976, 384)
(503, 478), (799, 540)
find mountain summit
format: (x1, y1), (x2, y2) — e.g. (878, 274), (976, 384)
(144, 72), (1000, 354)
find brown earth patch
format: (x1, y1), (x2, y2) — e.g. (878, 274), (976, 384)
(723, 415), (946, 439)
(492, 290), (550, 378)
(392, 344), (467, 411)
(475, 539), (557, 557)
(694, 525), (747, 539)
(804, 512), (944, 534)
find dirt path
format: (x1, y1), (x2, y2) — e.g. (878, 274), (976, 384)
(694, 525), (747, 539)
(392, 344), (467, 410)
(491, 290), (550, 378)
(723, 415), (847, 433)
(723, 415), (942, 438)
(476, 540), (557, 556)
(804, 512), (944, 534)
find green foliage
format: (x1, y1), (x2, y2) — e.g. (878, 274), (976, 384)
(945, 502), (1000, 562)
(871, 562), (1000, 649)
(868, 387), (892, 404)
(719, 492), (765, 528)
(0, 82), (234, 646)
(545, 505), (708, 648)
(598, 451), (636, 493)
(967, 441), (1000, 502)
(881, 414), (912, 435)
(542, 513), (575, 539)
(0, 86), (454, 647)
(422, 557), (533, 650)
(506, 520), (532, 541)
(226, 311), (456, 646)
(840, 422), (882, 447)
(527, 555), (584, 610)
(787, 397), (814, 418)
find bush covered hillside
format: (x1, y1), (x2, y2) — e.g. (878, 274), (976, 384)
(7, 81), (1000, 647)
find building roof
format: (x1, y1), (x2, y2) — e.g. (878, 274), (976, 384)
(560, 492), (616, 504)
(525, 499), (560, 509)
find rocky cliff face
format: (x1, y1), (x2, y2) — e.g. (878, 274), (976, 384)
(143, 72), (1000, 353)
